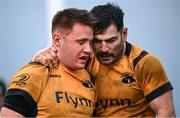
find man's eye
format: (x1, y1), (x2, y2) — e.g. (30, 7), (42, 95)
(106, 39), (116, 43)
(78, 40), (85, 45)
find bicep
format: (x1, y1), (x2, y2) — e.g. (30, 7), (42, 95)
(0, 107), (24, 118)
(149, 90), (176, 117)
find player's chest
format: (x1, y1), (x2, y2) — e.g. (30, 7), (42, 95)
(36, 74), (95, 117)
(95, 63), (143, 100)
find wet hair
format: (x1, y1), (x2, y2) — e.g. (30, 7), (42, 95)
(52, 8), (97, 33)
(90, 3), (124, 35)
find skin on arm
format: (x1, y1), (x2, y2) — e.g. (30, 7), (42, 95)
(32, 46), (59, 68)
(0, 107), (25, 118)
(149, 90), (176, 117)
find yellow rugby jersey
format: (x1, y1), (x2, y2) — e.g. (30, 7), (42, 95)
(4, 62), (96, 117)
(87, 42), (173, 117)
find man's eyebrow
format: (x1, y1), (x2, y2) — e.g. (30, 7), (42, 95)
(94, 36), (118, 41)
(107, 36), (118, 40)
(77, 38), (92, 41)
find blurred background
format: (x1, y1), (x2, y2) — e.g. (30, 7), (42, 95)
(0, 0), (180, 115)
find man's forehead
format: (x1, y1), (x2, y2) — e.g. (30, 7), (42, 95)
(94, 32), (119, 41)
(94, 24), (119, 39)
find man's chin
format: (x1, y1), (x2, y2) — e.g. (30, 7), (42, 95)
(67, 64), (85, 70)
(75, 63), (86, 70)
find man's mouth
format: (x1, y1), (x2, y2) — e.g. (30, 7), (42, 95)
(79, 56), (89, 63)
(99, 55), (112, 61)
(98, 52), (113, 61)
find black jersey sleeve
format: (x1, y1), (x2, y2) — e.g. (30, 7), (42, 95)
(3, 89), (37, 117)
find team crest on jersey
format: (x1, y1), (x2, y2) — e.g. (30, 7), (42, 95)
(121, 73), (135, 84)
(9, 74), (30, 87)
(82, 80), (94, 91)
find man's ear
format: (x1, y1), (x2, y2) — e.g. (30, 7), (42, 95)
(52, 33), (62, 47)
(122, 27), (128, 42)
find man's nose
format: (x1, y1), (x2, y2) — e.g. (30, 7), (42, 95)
(83, 43), (92, 54)
(100, 41), (109, 52)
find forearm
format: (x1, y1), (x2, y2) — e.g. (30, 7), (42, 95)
(0, 107), (25, 118)
(156, 108), (176, 117)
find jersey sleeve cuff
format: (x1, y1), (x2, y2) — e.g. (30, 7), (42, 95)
(145, 82), (173, 103)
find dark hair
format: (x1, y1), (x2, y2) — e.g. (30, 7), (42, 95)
(90, 3), (124, 35)
(52, 8), (97, 33)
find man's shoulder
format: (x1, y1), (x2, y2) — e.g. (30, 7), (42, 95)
(7, 62), (50, 102)
(125, 42), (163, 73)
(24, 61), (49, 70)
(130, 44), (160, 67)
(8, 61), (50, 89)
(14, 61), (49, 75)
